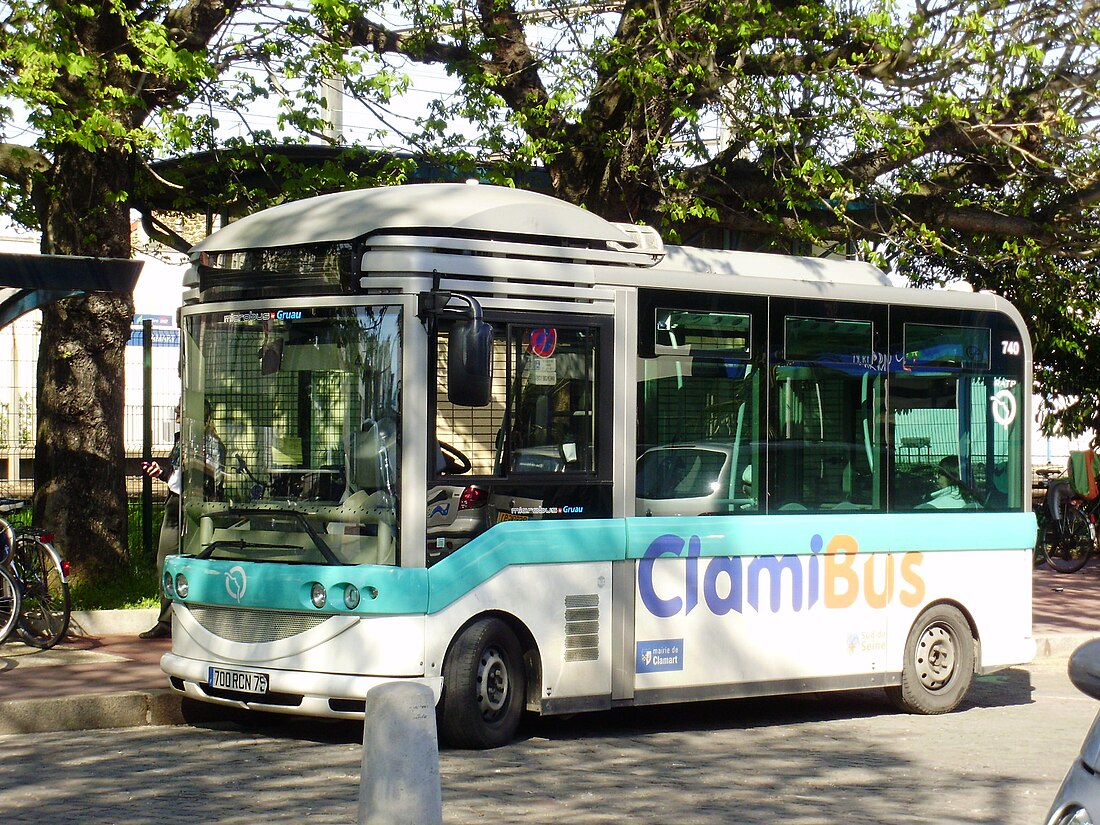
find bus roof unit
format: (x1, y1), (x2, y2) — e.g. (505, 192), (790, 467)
(656, 246), (893, 288)
(191, 183), (651, 259)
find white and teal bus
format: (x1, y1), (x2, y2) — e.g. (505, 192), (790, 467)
(161, 183), (1035, 748)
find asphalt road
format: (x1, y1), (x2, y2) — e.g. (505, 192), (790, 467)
(0, 655), (1093, 825)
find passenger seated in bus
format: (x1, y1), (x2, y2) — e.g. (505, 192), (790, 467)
(918, 455), (978, 509)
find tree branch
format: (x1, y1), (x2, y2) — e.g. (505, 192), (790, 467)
(901, 200), (1058, 242)
(1038, 180), (1100, 222)
(162, 0), (244, 50)
(342, 16), (476, 65)
(134, 0), (249, 111)
(0, 142), (51, 183)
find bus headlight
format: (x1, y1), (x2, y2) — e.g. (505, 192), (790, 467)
(344, 585), (361, 610)
(310, 582), (327, 609)
(163, 571), (174, 597)
(174, 573), (189, 599)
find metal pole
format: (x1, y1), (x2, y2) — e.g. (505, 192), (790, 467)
(7, 327), (17, 482)
(142, 319), (153, 561)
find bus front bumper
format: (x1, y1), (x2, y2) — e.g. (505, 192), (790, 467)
(160, 651), (443, 719)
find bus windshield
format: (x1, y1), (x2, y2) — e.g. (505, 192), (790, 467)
(180, 305), (402, 566)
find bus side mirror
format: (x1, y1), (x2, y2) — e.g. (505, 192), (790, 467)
(448, 318), (494, 407)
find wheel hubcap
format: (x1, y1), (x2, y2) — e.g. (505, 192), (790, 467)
(476, 647), (509, 719)
(916, 623), (956, 690)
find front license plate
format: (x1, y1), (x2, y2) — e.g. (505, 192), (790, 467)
(208, 666), (269, 695)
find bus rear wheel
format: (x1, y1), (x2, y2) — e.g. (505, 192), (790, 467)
(439, 618), (526, 749)
(886, 604), (975, 715)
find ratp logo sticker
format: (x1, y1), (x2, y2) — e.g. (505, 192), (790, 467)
(225, 565), (247, 603)
(636, 639), (684, 673)
(990, 388), (1017, 428)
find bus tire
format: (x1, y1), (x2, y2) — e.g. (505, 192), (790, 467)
(439, 618), (526, 749)
(886, 604), (975, 715)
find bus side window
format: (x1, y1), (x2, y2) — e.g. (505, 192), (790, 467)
(769, 312), (884, 514)
(636, 303), (763, 516)
(887, 317), (1024, 512)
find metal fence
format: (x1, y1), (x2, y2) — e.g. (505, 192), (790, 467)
(0, 313), (181, 484)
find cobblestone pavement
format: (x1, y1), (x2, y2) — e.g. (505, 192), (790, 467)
(0, 654), (1093, 825)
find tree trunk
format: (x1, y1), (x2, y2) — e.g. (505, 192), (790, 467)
(33, 145), (135, 583)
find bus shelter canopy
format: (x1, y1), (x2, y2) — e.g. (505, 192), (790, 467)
(0, 252), (143, 328)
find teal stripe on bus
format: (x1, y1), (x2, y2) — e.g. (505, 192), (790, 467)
(622, 512), (1037, 558)
(424, 511), (1035, 612)
(425, 519), (625, 612)
(164, 556), (430, 614)
(166, 512), (1035, 616)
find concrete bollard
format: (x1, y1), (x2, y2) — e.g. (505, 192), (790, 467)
(358, 682), (443, 825)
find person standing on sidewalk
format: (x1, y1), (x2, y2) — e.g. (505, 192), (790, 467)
(139, 404), (181, 640)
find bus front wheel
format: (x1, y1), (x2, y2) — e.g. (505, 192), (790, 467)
(886, 604), (975, 715)
(439, 618), (526, 749)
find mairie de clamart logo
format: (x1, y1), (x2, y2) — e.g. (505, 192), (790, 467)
(636, 639), (684, 673)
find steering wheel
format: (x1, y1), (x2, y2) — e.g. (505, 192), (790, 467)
(438, 440), (472, 475)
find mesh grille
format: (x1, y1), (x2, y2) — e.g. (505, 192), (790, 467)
(564, 594), (600, 662)
(186, 604), (332, 643)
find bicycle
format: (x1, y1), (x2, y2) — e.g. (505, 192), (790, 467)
(1034, 488), (1100, 574)
(0, 499), (72, 649)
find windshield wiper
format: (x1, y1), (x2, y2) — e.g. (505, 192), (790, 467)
(198, 539), (307, 559)
(202, 506), (342, 564)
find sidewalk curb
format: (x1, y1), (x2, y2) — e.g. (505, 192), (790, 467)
(69, 608), (159, 636)
(0, 690), (184, 736)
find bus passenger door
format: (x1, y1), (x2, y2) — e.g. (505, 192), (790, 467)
(430, 316), (614, 558)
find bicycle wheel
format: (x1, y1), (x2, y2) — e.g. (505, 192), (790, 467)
(0, 565), (21, 643)
(1045, 502), (1093, 574)
(12, 535), (71, 649)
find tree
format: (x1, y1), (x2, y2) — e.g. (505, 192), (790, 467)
(0, 0), (250, 581)
(294, 0), (1100, 440)
(0, 0), (425, 583)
